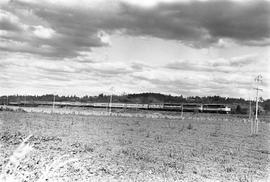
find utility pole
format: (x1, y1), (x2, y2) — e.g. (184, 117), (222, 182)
(181, 103), (184, 118)
(248, 98), (252, 120)
(252, 75), (263, 135)
(52, 94), (56, 113)
(109, 87), (114, 115)
(109, 93), (112, 115)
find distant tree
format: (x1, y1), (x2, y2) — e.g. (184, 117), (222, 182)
(1, 93), (268, 112)
(262, 99), (270, 112)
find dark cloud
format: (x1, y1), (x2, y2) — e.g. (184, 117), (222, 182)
(108, 0), (270, 48)
(127, 0), (269, 47)
(0, 0), (269, 58)
(184, 1), (270, 43)
(0, 9), (22, 32)
(0, 3), (108, 58)
(0, 18), (21, 32)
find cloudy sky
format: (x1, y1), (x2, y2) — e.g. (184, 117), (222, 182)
(0, 0), (269, 99)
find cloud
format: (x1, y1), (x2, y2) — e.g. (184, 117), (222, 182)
(0, 0), (269, 98)
(166, 60), (216, 72)
(0, 54), (145, 87)
(121, 0), (270, 47)
(165, 54), (268, 74)
(0, 2), (108, 58)
(0, 9), (22, 31)
(0, 50), (269, 98)
(32, 25), (55, 39)
(154, 54), (269, 97)
(0, 0), (269, 58)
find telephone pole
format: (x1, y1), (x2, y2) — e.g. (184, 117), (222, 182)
(52, 94), (56, 113)
(252, 75), (263, 135)
(248, 98), (252, 120)
(24, 95), (26, 107)
(181, 103), (184, 118)
(109, 93), (112, 115)
(109, 87), (114, 115)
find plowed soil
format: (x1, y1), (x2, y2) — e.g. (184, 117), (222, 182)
(0, 111), (269, 181)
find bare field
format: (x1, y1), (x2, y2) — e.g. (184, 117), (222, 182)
(0, 111), (269, 182)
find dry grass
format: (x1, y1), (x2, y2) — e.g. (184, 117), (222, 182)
(0, 133), (78, 182)
(0, 135), (33, 182)
(0, 111), (269, 181)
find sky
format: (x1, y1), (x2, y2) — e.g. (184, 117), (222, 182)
(0, 0), (269, 99)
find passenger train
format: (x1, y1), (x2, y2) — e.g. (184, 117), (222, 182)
(7, 101), (231, 113)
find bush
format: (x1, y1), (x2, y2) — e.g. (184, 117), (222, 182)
(187, 123), (193, 130)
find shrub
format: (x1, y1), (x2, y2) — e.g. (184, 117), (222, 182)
(154, 135), (163, 143)
(187, 123), (193, 130)
(146, 131), (150, 138)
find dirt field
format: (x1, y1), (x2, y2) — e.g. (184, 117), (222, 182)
(0, 111), (269, 181)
